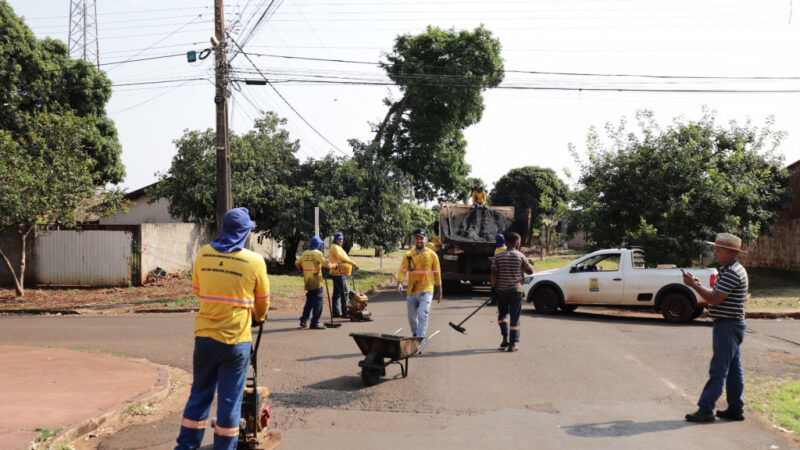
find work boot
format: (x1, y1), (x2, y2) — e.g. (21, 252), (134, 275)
(332, 312), (341, 318)
(299, 321), (307, 328)
(716, 409), (745, 421)
(685, 409), (715, 423)
(507, 343), (518, 352)
(310, 324), (326, 330)
(499, 337), (509, 349)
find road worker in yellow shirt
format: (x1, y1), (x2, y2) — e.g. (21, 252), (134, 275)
(296, 236), (332, 329)
(176, 207), (269, 450)
(396, 228), (442, 337)
(329, 232), (359, 317)
(471, 184), (487, 208)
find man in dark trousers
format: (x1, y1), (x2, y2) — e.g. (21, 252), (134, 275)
(683, 232), (749, 423)
(175, 207), (269, 450)
(490, 232), (534, 352)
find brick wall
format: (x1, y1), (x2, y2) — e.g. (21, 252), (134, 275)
(739, 219), (800, 271)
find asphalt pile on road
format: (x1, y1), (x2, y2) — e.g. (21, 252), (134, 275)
(444, 208), (513, 244)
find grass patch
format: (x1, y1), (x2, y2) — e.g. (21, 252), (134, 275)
(531, 254), (581, 272)
(34, 426), (64, 442)
(748, 377), (800, 435)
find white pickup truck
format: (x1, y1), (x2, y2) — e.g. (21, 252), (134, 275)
(522, 248), (718, 323)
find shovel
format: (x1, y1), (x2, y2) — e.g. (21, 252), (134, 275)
(323, 274), (341, 328)
(448, 298), (492, 334)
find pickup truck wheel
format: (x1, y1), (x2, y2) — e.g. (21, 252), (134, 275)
(661, 293), (693, 323)
(533, 287), (560, 314)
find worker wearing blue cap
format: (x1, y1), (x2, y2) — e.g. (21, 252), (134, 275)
(329, 232), (359, 317)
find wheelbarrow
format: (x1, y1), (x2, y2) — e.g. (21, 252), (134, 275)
(350, 329), (440, 386)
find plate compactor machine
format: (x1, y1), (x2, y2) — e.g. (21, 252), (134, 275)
(213, 322), (281, 449)
(346, 277), (372, 322)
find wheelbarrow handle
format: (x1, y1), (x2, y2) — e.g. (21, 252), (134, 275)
(415, 329), (440, 354)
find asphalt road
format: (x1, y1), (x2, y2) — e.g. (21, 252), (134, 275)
(1, 288), (798, 449)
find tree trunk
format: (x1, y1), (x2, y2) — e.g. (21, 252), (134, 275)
(0, 224), (34, 297)
(282, 236), (301, 272)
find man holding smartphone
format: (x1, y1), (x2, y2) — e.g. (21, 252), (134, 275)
(682, 233), (748, 423)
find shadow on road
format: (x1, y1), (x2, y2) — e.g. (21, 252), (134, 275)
(296, 352), (362, 362)
(524, 309), (712, 328)
(562, 419), (693, 437)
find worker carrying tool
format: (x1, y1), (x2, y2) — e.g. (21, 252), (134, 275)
(296, 236), (333, 330)
(471, 184), (487, 208)
(175, 207), (269, 450)
(397, 228), (442, 337)
(491, 232), (533, 353)
(329, 232), (359, 317)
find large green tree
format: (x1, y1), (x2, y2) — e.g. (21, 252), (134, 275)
(366, 25), (504, 201)
(0, 113), (126, 296)
(0, 3), (124, 184)
(571, 110), (791, 265)
(149, 112), (306, 268)
(490, 166), (569, 241)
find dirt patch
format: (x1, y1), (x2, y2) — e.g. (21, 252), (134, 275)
(0, 273), (309, 316)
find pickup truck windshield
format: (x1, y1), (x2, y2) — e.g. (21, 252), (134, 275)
(573, 253), (621, 272)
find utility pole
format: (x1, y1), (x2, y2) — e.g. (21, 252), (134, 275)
(214, 0), (232, 230)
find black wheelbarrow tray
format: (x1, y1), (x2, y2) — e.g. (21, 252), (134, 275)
(350, 329), (439, 386)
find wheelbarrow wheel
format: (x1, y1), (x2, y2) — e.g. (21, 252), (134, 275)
(361, 350), (383, 386)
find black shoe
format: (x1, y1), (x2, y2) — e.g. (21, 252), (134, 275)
(499, 338), (509, 349)
(507, 343), (518, 352)
(310, 324), (326, 330)
(299, 321), (307, 328)
(685, 409), (715, 423)
(332, 312), (341, 318)
(716, 409), (745, 421)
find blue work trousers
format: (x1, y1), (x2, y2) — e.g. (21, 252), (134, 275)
(300, 287), (324, 326)
(176, 337), (250, 450)
(497, 290), (523, 343)
(407, 291), (433, 337)
(331, 275), (349, 315)
(697, 319), (746, 414)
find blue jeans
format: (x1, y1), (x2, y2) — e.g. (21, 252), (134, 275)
(497, 290), (523, 343)
(697, 319), (746, 414)
(407, 291), (433, 337)
(300, 288), (324, 326)
(331, 275), (349, 315)
(176, 337), (250, 450)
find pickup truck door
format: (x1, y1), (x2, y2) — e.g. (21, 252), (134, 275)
(562, 253), (624, 304)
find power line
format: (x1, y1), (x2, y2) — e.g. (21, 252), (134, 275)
(227, 32), (347, 155)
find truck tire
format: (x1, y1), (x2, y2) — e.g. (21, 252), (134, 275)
(561, 304), (578, 313)
(533, 287), (560, 314)
(660, 293), (693, 323)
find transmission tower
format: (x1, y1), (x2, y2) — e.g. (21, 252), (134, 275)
(67, 0), (100, 70)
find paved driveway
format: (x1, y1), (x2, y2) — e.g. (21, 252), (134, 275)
(0, 288), (797, 449)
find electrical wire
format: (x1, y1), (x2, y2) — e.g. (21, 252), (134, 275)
(227, 32), (347, 155)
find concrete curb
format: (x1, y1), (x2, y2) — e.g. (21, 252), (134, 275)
(48, 360), (178, 449)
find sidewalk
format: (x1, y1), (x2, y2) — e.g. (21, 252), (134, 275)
(0, 345), (170, 449)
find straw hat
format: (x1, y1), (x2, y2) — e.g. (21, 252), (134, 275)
(711, 233), (744, 252)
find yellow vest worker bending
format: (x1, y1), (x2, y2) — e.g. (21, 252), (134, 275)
(176, 207), (269, 450)
(397, 228), (442, 337)
(329, 232), (359, 317)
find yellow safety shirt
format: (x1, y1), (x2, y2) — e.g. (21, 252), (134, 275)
(494, 245), (507, 255)
(295, 249), (328, 290)
(191, 245), (269, 345)
(472, 190), (486, 205)
(329, 244), (356, 276)
(397, 248), (442, 296)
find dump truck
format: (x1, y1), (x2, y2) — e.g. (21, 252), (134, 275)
(436, 202), (530, 295)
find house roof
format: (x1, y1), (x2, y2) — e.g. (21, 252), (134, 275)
(124, 180), (161, 201)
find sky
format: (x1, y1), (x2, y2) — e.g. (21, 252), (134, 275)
(9, 0), (800, 193)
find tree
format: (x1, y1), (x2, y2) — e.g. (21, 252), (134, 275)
(366, 25), (504, 201)
(0, 113), (126, 296)
(149, 112), (306, 269)
(490, 166), (569, 242)
(571, 110), (791, 265)
(0, 3), (124, 185)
